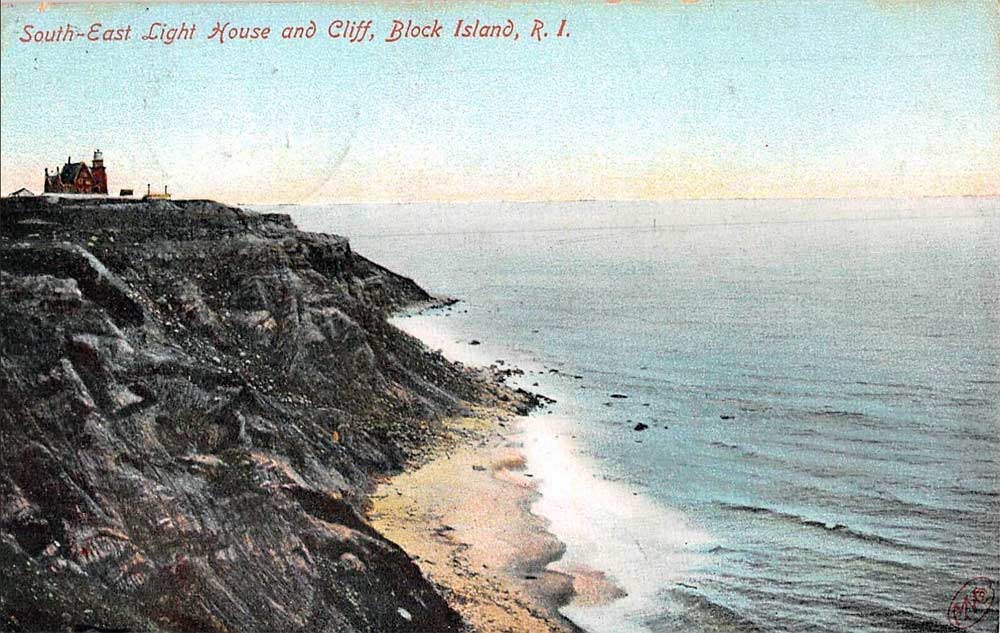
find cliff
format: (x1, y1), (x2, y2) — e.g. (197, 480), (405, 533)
(0, 197), (521, 632)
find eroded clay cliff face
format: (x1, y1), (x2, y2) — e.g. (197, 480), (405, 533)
(0, 197), (504, 632)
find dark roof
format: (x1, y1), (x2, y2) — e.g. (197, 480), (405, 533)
(60, 162), (86, 184)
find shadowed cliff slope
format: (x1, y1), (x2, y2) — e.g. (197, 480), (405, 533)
(0, 197), (518, 633)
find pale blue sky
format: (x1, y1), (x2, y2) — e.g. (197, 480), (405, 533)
(1, 1), (997, 202)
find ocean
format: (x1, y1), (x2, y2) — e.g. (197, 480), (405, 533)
(281, 198), (999, 633)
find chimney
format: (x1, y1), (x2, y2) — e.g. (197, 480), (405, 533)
(67, 156), (71, 165)
(147, 183), (151, 195)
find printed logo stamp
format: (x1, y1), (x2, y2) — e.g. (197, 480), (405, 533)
(947, 577), (996, 630)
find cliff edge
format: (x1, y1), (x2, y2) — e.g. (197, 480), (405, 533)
(0, 197), (515, 632)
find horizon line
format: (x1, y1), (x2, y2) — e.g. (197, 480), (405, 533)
(242, 193), (1000, 208)
(6, 190), (998, 207)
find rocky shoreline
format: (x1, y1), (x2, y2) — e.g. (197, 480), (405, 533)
(0, 196), (548, 632)
(368, 404), (580, 633)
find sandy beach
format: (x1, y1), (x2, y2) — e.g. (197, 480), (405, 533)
(368, 405), (619, 633)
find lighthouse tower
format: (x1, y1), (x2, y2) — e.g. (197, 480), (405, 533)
(91, 149), (108, 194)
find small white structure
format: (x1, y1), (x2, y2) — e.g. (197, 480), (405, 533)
(7, 187), (36, 197)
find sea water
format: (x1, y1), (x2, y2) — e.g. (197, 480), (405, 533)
(281, 198), (1000, 632)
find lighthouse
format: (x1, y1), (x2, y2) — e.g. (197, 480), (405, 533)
(91, 149), (108, 194)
